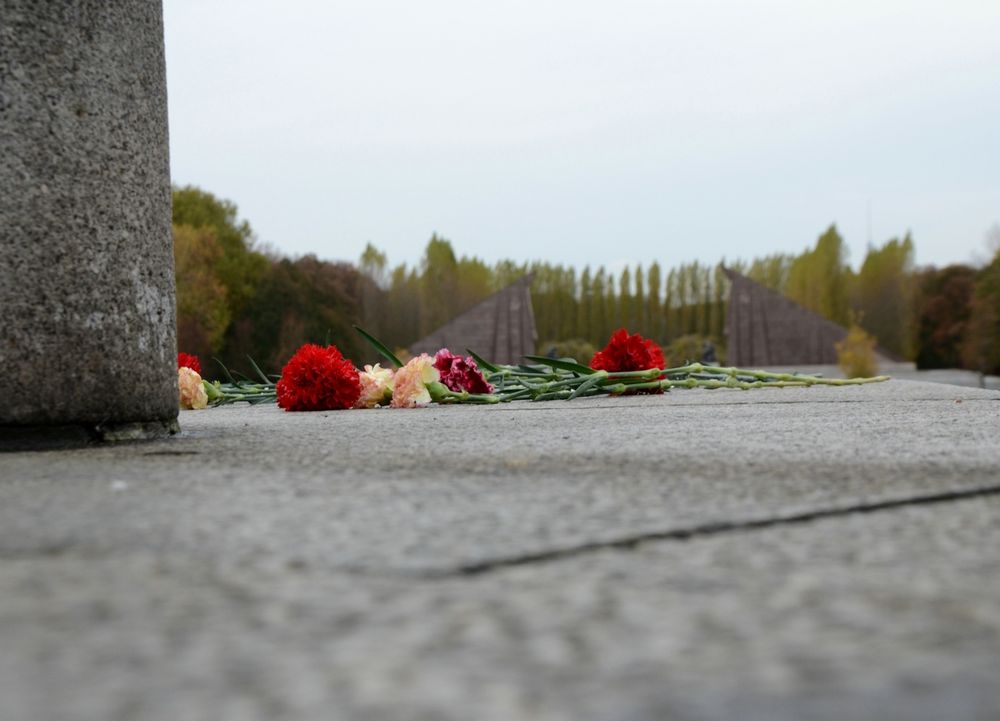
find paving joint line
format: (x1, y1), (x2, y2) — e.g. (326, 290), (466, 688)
(4, 485), (999, 577)
(416, 483), (1000, 579)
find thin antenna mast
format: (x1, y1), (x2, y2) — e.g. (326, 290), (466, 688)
(866, 199), (872, 246)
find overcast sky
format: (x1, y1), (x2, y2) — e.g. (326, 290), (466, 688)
(163, 1), (1000, 272)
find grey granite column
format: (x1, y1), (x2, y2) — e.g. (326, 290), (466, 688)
(0, 1), (177, 444)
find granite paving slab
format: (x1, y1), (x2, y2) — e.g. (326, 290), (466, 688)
(2, 494), (999, 721)
(0, 381), (997, 574)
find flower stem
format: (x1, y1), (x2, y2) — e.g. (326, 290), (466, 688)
(665, 363), (890, 386)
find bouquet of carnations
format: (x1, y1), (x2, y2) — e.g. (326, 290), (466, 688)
(177, 328), (888, 412)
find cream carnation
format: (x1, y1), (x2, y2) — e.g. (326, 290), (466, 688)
(390, 354), (440, 408)
(178, 366), (208, 410)
(355, 363), (395, 408)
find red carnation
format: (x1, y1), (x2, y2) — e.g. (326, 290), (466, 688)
(590, 329), (665, 393)
(177, 352), (202, 375)
(276, 344), (361, 412)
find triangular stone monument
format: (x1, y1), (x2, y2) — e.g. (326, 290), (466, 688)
(409, 275), (537, 365)
(723, 267), (899, 366)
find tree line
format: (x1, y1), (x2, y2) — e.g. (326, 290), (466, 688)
(173, 185), (1000, 377)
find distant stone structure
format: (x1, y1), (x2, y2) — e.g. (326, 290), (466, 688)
(410, 276), (537, 365)
(723, 268), (898, 367)
(1, 2), (177, 443)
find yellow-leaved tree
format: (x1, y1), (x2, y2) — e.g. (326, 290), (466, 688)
(173, 224), (230, 361)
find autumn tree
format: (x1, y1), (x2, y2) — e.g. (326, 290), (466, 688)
(419, 234), (460, 336)
(227, 255), (363, 372)
(786, 224), (851, 326)
(172, 185), (267, 318)
(173, 224), (230, 360)
(383, 264), (422, 351)
(646, 262), (662, 342)
(745, 253), (794, 292)
(357, 242), (388, 337)
(590, 268), (607, 342)
(634, 263), (646, 333)
(457, 256), (494, 314)
(711, 263), (727, 343)
(855, 234), (915, 358)
(914, 265), (976, 369)
(603, 269), (618, 341)
(577, 266), (593, 342)
(963, 251), (1000, 375)
(619, 266), (632, 330)
(664, 267), (676, 341)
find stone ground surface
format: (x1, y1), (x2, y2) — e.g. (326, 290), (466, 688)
(2, 379), (1000, 721)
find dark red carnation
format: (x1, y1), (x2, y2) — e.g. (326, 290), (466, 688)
(177, 352), (202, 375)
(276, 344), (361, 412)
(590, 329), (665, 393)
(433, 349), (494, 394)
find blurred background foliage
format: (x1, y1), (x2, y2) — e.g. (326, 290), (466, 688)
(836, 324), (880, 379)
(173, 185), (1000, 378)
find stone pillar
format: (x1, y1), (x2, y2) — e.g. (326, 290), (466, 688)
(0, 1), (177, 444)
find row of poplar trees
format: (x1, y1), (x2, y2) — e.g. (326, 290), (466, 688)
(360, 225), (918, 361)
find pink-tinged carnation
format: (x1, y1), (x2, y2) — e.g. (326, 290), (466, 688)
(178, 367), (208, 410)
(355, 363), (395, 408)
(276, 344), (361, 412)
(391, 354), (440, 408)
(177, 352), (201, 375)
(433, 349), (494, 394)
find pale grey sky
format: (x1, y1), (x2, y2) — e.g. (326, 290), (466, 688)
(163, 1), (1000, 272)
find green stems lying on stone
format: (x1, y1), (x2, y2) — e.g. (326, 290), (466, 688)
(203, 380), (277, 406)
(662, 362), (891, 386)
(476, 358), (890, 402)
(427, 381), (500, 405)
(204, 357), (279, 406)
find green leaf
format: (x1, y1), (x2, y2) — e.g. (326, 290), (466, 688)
(466, 349), (500, 374)
(515, 364), (552, 375)
(213, 357), (238, 385)
(246, 355), (272, 384)
(523, 355), (596, 375)
(230, 370), (255, 385)
(354, 325), (404, 369)
(568, 370), (607, 399)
